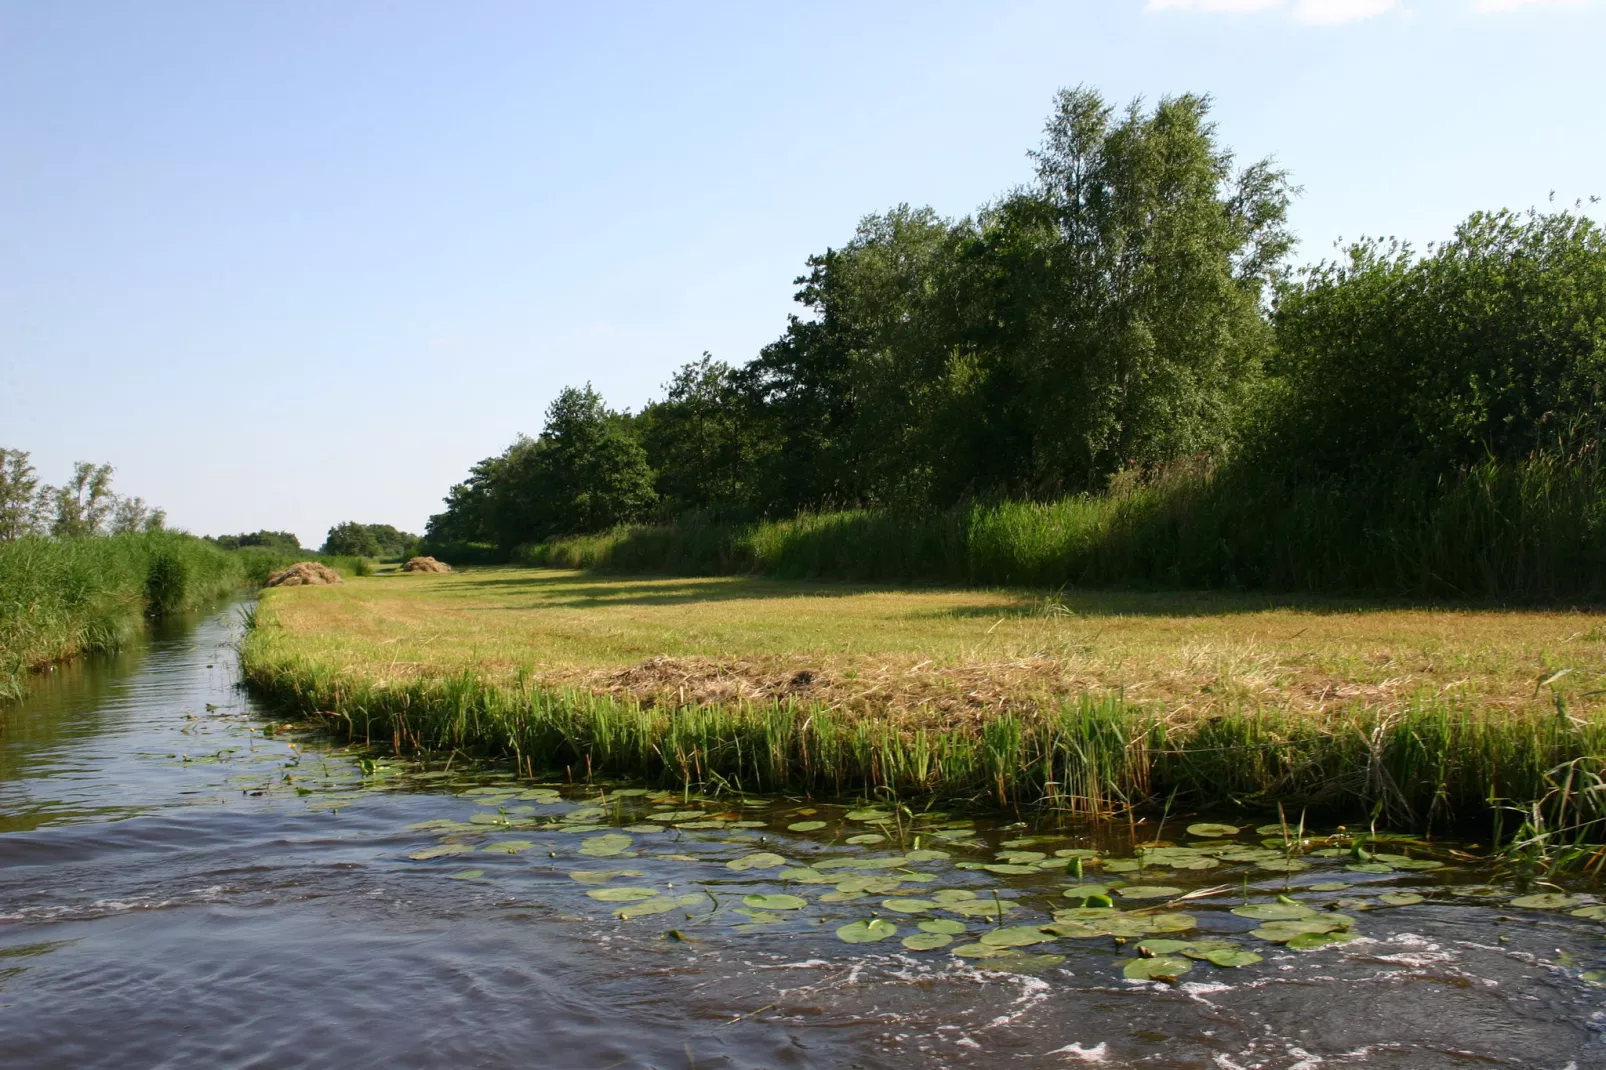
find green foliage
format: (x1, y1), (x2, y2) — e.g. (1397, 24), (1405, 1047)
(523, 450), (1606, 600)
(1267, 207), (1606, 476)
(45, 462), (116, 538)
(0, 533), (245, 703)
(212, 530), (303, 553)
(426, 385), (657, 550)
(322, 522), (417, 559)
(0, 449), (40, 541)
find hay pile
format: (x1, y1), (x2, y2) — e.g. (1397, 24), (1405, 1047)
(402, 556), (452, 573)
(264, 562), (344, 588)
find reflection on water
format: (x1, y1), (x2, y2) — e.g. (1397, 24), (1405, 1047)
(1, 604), (1603, 1068)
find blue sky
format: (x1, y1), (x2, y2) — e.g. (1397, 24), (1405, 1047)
(2, 0), (1600, 547)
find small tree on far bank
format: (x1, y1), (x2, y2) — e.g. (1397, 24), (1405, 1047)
(46, 462), (116, 538)
(0, 449), (40, 540)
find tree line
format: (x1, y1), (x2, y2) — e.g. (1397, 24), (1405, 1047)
(0, 451), (168, 541)
(412, 87), (1602, 555)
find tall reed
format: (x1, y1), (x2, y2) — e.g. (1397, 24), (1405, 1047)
(519, 453), (1606, 600)
(0, 532), (244, 703)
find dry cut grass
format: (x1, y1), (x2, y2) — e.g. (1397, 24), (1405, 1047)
(255, 567), (1606, 727)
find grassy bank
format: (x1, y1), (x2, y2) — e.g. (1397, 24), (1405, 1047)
(241, 568), (1606, 864)
(0, 533), (248, 703)
(518, 455), (1606, 601)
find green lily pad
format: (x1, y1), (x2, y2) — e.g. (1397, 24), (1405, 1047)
(1134, 939), (1196, 955)
(1285, 930), (1358, 950)
(1116, 885), (1185, 899)
(951, 942), (1014, 959)
(579, 833), (633, 858)
(617, 893), (704, 920)
(845, 809), (892, 822)
(1123, 955), (1192, 981)
(882, 898), (937, 914)
(1102, 859), (1144, 872)
(446, 869), (485, 880)
(587, 887), (658, 902)
(846, 833), (886, 845)
(902, 932), (953, 951)
(1378, 892), (1425, 906)
(820, 890), (866, 902)
(1510, 893), (1583, 910)
(944, 899), (1018, 918)
(837, 919), (898, 944)
(1204, 948), (1263, 967)
(904, 849), (951, 862)
(727, 852), (788, 871)
(1569, 905), (1606, 921)
(1186, 823), (1242, 838)
(998, 851), (1047, 864)
(742, 893), (807, 910)
(409, 843), (476, 860)
(1308, 882), (1352, 892)
(569, 868), (644, 884)
(482, 839), (534, 854)
(979, 925), (1055, 948)
(563, 807), (607, 823)
(983, 863), (1043, 876)
(1062, 884), (1112, 899)
(1345, 862), (1394, 874)
(1231, 902), (1316, 921)
(787, 820), (828, 832)
(918, 918), (968, 935)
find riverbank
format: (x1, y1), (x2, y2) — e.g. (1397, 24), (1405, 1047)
(0, 533), (246, 704)
(240, 567), (1606, 855)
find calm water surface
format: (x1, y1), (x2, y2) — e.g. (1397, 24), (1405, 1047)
(1, 604), (1603, 1069)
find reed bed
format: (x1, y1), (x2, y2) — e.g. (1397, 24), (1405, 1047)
(0, 532), (247, 703)
(521, 454), (1606, 600)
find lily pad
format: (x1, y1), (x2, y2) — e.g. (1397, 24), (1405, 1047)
(998, 851), (1047, 864)
(587, 887), (658, 902)
(579, 833), (633, 858)
(1204, 948), (1263, 967)
(446, 869), (485, 880)
(727, 852), (788, 872)
(1102, 859), (1144, 873)
(1308, 882), (1352, 892)
(882, 898), (937, 914)
(1378, 892), (1425, 906)
(482, 840), (534, 854)
(787, 820), (828, 832)
(648, 810), (706, 822)
(952, 942), (1014, 959)
(845, 809), (892, 822)
(617, 893), (704, 920)
(569, 868), (644, 884)
(845, 833), (886, 845)
(944, 899), (1018, 918)
(820, 890), (866, 902)
(1510, 893), (1583, 910)
(979, 925), (1056, 948)
(1123, 955), (1192, 981)
(983, 864), (1043, 876)
(902, 932), (953, 951)
(918, 918), (968, 935)
(1285, 930), (1358, 950)
(904, 849), (951, 862)
(1345, 862), (1395, 874)
(930, 888), (978, 903)
(1231, 902), (1315, 921)
(1186, 823), (1242, 838)
(743, 893), (807, 910)
(409, 843), (476, 860)
(1569, 905), (1606, 921)
(1116, 885), (1185, 899)
(837, 919), (898, 944)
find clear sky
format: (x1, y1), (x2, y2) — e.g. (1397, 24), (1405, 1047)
(2, 0), (1600, 548)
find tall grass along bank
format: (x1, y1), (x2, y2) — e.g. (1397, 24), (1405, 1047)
(241, 582), (1606, 872)
(519, 453), (1606, 601)
(0, 532), (245, 703)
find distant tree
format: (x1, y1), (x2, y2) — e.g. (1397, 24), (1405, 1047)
(322, 522), (383, 557)
(45, 462), (116, 538)
(528, 385), (658, 537)
(213, 530), (303, 553)
(0, 448), (40, 541)
(110, 496), (166, 534)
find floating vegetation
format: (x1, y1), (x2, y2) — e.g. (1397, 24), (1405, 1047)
(837, 919), (898, 943)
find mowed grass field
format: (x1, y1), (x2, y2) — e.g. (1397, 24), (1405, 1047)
(253, 566), (1606, 727)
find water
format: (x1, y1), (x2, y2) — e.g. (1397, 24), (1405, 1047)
(2, 604), (1604, 1069)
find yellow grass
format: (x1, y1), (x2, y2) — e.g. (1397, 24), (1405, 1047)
(256, 566), (1606, 727)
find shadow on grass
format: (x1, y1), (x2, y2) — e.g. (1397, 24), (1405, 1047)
(443, 565), (1580, 619)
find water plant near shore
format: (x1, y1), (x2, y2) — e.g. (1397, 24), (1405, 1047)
(241, 606), (1606, 872)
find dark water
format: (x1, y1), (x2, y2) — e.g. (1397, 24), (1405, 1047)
(2, 605), (1604, 1069)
